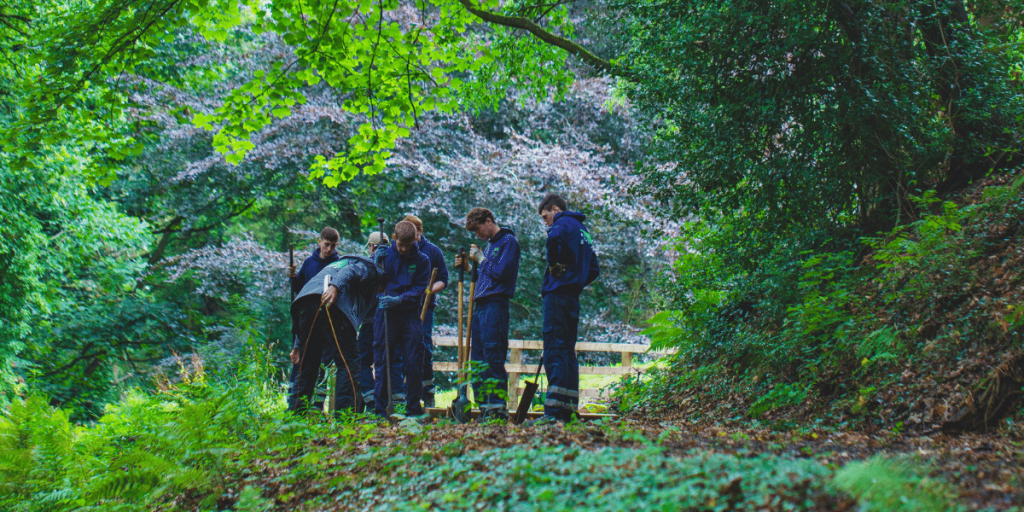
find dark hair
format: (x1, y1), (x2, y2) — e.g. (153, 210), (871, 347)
(319, 227), (340, 243)
(394, 221), (418, 243)
(537, 193), (568, 215)
(464, 207), (495, 231)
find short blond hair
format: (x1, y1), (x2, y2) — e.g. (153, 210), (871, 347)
(403, 214), (423, 231)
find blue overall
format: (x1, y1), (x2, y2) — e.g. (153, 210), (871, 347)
(373, 241), (430, 416)
(418, 235), (448, 400)
(287, 247), (340, 410)
(542, 212), (599, 421)
(293, 302), (360, 413)
(470, 297), (511, 417)
(469, 227), (520, 419)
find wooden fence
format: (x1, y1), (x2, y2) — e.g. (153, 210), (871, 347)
(431, 336), (675, 409)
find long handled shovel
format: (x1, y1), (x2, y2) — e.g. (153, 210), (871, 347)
(378, 217), (395, 417)
(451, 249), (473, 423)
(513, 354), (543, 424)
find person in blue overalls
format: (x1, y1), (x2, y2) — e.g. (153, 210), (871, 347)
(372, 220), (431, 417)
(537, 194), (600, 424)
(455, 207), (521, 422)
(403, 214), (449, 409)
(286, 227), (341, 410)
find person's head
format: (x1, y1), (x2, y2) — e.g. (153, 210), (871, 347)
(403, 214), (424, 242)
(393, 221), (418, 256)
(465, 207), (499, 241)
(538, 193), (567, 227)
(365, 231), (390, 256)
(318, 227), (340, 258)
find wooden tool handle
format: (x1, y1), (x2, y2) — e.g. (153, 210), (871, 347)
(420, 268), (439, 322)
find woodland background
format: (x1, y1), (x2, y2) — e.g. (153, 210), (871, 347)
(2, 0), (1024, 509)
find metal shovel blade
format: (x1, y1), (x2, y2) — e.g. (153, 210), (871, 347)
(512, 379), (539, 425)
(451, 383), (471, 424)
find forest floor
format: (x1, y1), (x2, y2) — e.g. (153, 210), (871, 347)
(190, 411), (1024, 511)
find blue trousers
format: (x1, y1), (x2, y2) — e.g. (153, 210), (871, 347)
(357, 322), (376, 406)
(421, 308), (435, 397)
(373, 308), (424, 416)
(542, 292), (580, 421)
(470, 297), (510, 417)
(291, 306), (360, 413)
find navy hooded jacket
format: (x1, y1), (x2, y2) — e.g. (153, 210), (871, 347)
(291, 247), (340, 296)
(380, 240), (431, 312)
(542, 211), (600, 296)
(474, 227), (521, 301)
(292, 256), (385, 334)
(418, 235), (449, 310)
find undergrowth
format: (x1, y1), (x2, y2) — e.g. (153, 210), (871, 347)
(619, 172), (1024, 431)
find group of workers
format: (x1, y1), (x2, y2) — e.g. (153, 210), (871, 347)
(285, 193), (600, 424)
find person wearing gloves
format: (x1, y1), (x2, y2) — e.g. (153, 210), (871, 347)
(286, 227), (341, 410)
(372, 220), (431, 417)
(455, 207), (521, 421)
(536, 193), (600, 424)
(290, 251), (386, 414)
(403, 214), (449, 408)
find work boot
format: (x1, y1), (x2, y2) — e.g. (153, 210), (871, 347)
(422, 392), (435, 409)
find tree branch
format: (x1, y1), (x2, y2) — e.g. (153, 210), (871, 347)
(454, 0), (628, 78)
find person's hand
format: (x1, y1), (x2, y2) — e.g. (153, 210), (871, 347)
(548, 263), (568, 278)
(289, 348), (300, 364)
(321, 285), (337, 307)
(378, 295), (400, 310)
(287, 264), (297, 278)
(453, 255), (470, 272)
(373, 246), (388, 265)
(430, 281), (445, 294)
(469, 244), (486, 264)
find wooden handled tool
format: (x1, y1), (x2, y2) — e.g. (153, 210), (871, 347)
(420, 268), (439, 322)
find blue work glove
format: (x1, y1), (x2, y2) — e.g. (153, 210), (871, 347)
(373, 246), (388, 265)
(378, 295), (400, 310)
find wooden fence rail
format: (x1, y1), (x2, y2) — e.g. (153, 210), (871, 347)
(431, 336), (676, 410)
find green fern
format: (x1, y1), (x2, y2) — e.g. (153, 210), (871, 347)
(832, 455), (964, 512)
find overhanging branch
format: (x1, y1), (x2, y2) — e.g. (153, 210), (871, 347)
(455, 0), (631, 78)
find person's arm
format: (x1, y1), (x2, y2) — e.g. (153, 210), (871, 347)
(291, 258), (314, 295)
(432, 249), (449, 293)
(480, 237), (520, 283)
(546, 225), (570, 265)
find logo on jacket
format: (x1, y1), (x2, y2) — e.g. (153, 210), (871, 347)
(581, 231), (593, 245)
(407, 265), (416, 275)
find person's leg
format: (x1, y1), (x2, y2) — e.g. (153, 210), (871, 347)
(293, 305), (328, 414)
(542, 293), (580, 422)
(392, 340), (406, 404)
(287, 361), (300, 410)
(329, 309), (361, 412)
(357, 321), (376, 411)
(564, 294), (581, 419)
(469, 304), (483, 405)
(420, 308), (435, 408)
(372, 309), (391, 416)
(478, 299), (509, 420)
(401, 312), (425, 416)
